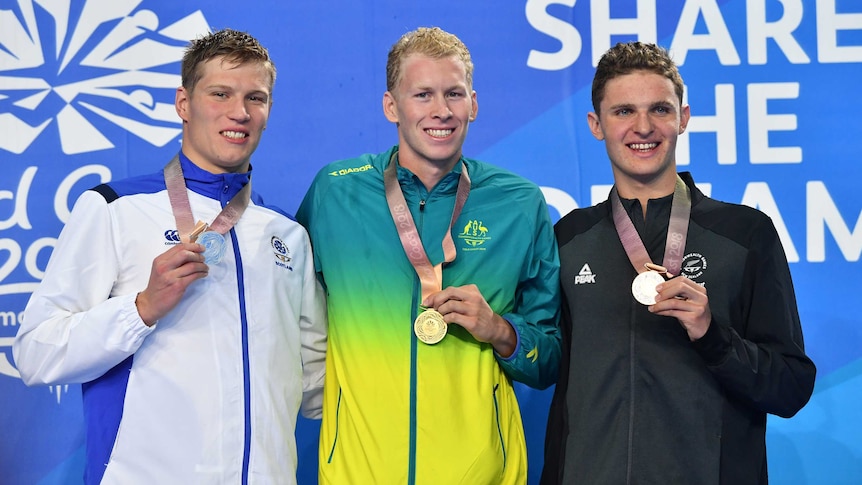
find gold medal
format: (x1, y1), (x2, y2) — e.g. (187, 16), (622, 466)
(414, 309), (447, 344)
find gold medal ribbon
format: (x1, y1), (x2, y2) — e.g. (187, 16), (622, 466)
(384, 151), (471, 301)
(164, 155), (252, 243)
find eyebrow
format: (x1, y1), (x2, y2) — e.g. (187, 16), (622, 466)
(607, 100), (675, 111)
(408, 81), (467, 91)
(203, 84), (270, 96)
(606, 102), (634, 111)
(650, 100), (676, 110)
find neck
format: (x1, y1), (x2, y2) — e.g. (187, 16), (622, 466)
(397, 154), (459, 191)
(180, 148), (250, 175)
(614, 172), (678, 218)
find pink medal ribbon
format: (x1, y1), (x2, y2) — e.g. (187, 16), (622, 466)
(611, 175), (691, 305)
(384, 152), (471, 344)
(164, 156), (251, 264)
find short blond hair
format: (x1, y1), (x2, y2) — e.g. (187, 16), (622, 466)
(386, 27), (473, 92)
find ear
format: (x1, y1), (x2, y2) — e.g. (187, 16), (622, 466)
(175, 87), (190, 122)
(264, 98), (273, 130)
(383, 91), (399, 123)
(679, 103), (691, 134)
(587, 112), (604, 141)
(469, 90), (478, 122)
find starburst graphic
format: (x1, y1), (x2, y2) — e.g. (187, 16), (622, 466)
(0, 0), (211, 154)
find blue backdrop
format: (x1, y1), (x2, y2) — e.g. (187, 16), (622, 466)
(2, 1), (860, 483)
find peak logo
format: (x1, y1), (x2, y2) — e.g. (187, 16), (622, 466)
(0, 1), (211, 155)
(573, 263), (595, 284)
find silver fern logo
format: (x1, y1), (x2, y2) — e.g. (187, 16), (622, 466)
(0, 0), (211, 154)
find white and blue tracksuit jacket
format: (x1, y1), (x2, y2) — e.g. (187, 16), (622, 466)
(14, 152), (327, 485)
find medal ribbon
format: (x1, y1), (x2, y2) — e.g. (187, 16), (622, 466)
(164, 155), (252, 243)
(611, 175), (691, 276)
(384, 153), (471, 301)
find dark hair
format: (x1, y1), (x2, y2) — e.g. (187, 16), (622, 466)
(181, 28), (275, 93)
(591, 42), (683, 113)
(386, 27), (473, 92)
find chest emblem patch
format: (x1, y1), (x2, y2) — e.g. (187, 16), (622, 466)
(458, 219), (492, 250)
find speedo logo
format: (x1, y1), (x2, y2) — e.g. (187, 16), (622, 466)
(573, 263), (596, 284)
(329, 164), (373, 176)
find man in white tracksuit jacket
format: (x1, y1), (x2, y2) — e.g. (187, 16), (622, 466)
(13, 28), (327, 485)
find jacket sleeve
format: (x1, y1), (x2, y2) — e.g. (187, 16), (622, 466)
(295, 170), (325, 279)
(692, 216), (816, 418)
(298, 228), (328, 419)
(495, 193), (562, 390)
(540, 288), (572, 485)
(13, 190), (154, 386)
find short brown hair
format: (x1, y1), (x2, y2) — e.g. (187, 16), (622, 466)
(181, 28), (276, 93)
(591, 42), (683, 114)
(386, 27), (473, 92)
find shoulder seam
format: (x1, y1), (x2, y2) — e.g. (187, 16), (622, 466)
(91, 184), (119, 203)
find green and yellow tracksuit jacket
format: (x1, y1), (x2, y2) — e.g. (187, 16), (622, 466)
(297, 146), (561, 485)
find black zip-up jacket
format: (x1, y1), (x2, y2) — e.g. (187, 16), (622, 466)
(542, 172), (816, 485)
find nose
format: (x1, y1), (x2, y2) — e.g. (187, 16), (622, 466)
(230, 100), (251, 122)
(633, 112), (653, 135)
(431, 95), (452, 119)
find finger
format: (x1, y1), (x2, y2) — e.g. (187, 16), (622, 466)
(421, 292), (442, 309)
(168, 245), (207, 268)
(173, 261), (210, 279)
(657, 280), (693, 301)
(154, 246), (201, 273)
(438, 298), (471, 318)
(675, 284), (706, 303)
(423, 286), (468, 308)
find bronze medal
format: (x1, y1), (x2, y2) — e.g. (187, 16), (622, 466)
(631, 270), (666, 305)
(414, 309), (447, 344)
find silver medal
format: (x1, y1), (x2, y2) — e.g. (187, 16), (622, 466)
(198, 231), (226, 265)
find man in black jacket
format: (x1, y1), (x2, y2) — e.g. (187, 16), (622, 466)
(541, 41), (816, 485)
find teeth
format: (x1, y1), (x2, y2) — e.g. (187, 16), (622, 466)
(426, 129), (452, 138)
(222, 131), (247, 139)
(629, 143), (657, 151)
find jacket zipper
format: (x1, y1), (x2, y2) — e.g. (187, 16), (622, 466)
(407, 197), (427, 485)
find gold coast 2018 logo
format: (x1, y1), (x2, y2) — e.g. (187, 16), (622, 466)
(458, 219), (491, 250)
(0, 1), (211, 155)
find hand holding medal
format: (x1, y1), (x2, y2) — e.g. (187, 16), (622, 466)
(135, 241), (209, 326)
(383, 153), (471, 345)
(611, 177), (713, 340)
(611, 176), (691, 307)
(631, 263), (671, 305)
(421, 285), (518, 356)
(189, 221), (227, 265)
(164, 156), (250, 267)
(646, 268), (712, 341)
